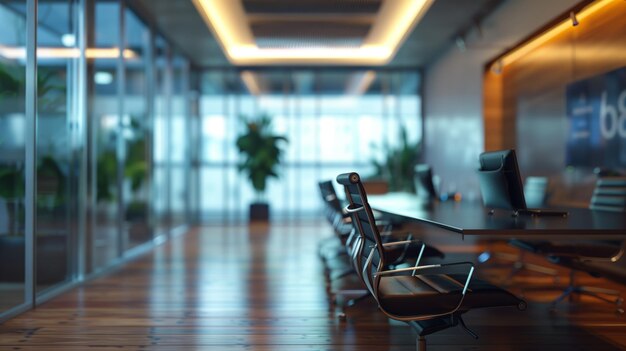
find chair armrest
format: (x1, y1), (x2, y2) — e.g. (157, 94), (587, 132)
(374, 262), (475, 317)
(379, 230), (410, 238)
(375, 262), (474, 280)
(381, 239), (419, 248)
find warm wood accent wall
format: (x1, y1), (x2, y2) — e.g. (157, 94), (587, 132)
(483, 0), (626, 204)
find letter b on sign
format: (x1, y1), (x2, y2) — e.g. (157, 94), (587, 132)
(600, 91), (626, 139)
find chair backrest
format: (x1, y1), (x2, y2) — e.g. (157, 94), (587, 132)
(588, 176), (626, 249)
(523, 176), (549, 208)
(414, 164), (438, 200)
(318, 180), (344, 214)
(336, 172), (386, 294)
(590, 177), (626, 212)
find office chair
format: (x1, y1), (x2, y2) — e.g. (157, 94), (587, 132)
(543, 177), (626, 313)
(505, 177), (559, 280)
(317, 180), (445, 319)
(337, 172), (526, 351)
(317, 180), (444, 272)
(317, 181), (353, 262)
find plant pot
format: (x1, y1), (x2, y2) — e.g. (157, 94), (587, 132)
(249, 202), (269, 222)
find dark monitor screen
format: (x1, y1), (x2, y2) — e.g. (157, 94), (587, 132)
(478, 149), (527, 211)
(414, 164), (437, 200)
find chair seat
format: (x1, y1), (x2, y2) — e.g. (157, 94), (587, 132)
(382, 242), (445, 264)
(378, 273), (523, 317)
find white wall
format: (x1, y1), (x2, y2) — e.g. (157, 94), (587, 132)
(423, 0), (579, 199)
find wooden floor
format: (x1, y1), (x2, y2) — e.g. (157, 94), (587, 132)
(1, 222), (626, 350)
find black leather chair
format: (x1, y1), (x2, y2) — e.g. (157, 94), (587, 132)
(317, 180), (353, 263)
(505, 177), (559, 280)
(317, 180), (444, 272)
(542, 177), (626, 313)
(317, 180), (445, 319)
(337, 172), (526, 351)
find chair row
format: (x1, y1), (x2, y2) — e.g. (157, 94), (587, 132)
(317, 173), (526, 351)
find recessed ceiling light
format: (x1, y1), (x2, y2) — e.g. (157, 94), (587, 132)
(94, 71), (114, 85)
(61, 33), (76, 47)
(192, 0), (433, 65)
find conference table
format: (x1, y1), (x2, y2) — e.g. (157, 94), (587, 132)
(368, 193), (626, 240)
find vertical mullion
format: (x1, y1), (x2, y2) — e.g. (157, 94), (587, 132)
(314, 71), (321, 221)
(116, 1), (126, 256)
(234, 85), (241, 221)
(282, 73), (289, 221)
(182, 60), (191, 223)
(165, 45), (173, 234)
(85, 0), (96, 274)
(76, 0), (88, 280)
(418, 68), (425, 161)
(25, 0), (38, 307)
(145, 23), (155, 237)
(222, 72), (229, 223)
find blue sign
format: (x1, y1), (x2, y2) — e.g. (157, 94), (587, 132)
(566, 66), (626, 168)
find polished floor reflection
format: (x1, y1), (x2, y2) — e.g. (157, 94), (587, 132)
(1, 223), (626, 350)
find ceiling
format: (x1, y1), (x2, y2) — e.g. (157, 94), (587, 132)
(243, 0), (382, 49)
(132, 0), (504, 68)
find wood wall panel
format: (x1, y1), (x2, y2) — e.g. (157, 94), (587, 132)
(483, 0), (626, 205)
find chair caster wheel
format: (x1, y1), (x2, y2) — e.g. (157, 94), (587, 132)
(337, 312), (346, 321)
(517, 301), (527, 311)
(616, 308), (624, 315)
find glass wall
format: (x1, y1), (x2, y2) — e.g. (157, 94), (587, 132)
(0, 0), (191, 322)
(0, 0), (27, 314)
(170, 53), (189, 229)
(152, 35), (169, 238)
(89, 0), (121, 271)
(199, 69), (422, 222)
(35, 0), (81, 292)
(123, 6), (151, 250)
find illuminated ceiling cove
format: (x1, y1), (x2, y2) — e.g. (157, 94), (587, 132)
(191, 0), (434, 66)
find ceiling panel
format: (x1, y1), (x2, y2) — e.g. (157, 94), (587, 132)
(131, 0), (504, 68)
(241, 0), (383, 15)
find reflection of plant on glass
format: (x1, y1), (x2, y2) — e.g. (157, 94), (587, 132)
(370, 124), (421, 193)
(0, 163), (24, 235)
(94, 115), (148, 220)
(124, 117), (148, 220)
(236, 113), (288, 200)
(0, 63), (64, 112)
(0, 154), (67, 234)
(37, 154), (66, 209)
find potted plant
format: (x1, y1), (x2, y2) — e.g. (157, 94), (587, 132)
(236, 113), (288, 221)
(370, 124), (421, 193)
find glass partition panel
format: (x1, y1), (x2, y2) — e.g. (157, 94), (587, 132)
(170, 54), (187, 229)
(152, 35), (169, 237)
(0, 0), (27, 312)
(89, 1), (120, 271)
(123, 7), (151, 250)
(35, 0), (82, 292)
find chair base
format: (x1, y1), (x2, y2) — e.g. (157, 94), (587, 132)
(551, 271), (624, 314)
(408, 314), (478, 351)
(479, 250), (559, 283)
(417, 335), (426, 351)
(330, 289), (370, 320)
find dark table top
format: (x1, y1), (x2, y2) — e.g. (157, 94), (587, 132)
(368, 193), (626, 239)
